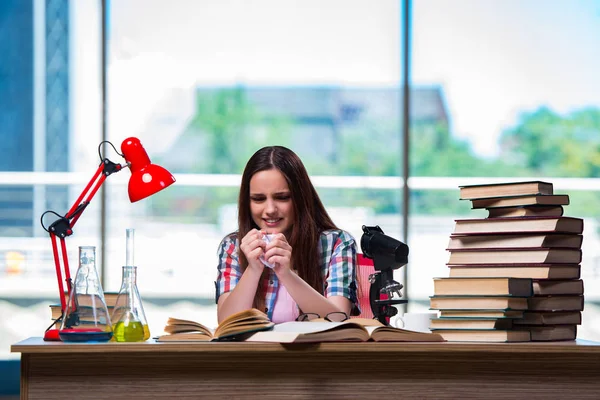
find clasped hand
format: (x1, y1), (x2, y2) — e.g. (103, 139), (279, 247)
(240, 229), (292, 274)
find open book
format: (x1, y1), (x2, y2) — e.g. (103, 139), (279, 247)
(246, 318), (445, 343)
(156, 308), (274, 342)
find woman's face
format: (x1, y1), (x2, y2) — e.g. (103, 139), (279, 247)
(249, 168), (295, 235)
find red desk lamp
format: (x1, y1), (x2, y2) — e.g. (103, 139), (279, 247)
(41, 137), (175, 341)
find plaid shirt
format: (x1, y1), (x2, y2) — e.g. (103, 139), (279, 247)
(215, 229), (359, 320)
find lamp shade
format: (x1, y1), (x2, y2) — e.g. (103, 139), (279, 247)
(121, 137), (176, 203)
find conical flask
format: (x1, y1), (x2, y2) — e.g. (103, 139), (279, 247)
(59, 246), (113, 342)
(111, 229), (150, 342)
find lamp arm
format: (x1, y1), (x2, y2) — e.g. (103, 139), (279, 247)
(42, 158), (124, 315)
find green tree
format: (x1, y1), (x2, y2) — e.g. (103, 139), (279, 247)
(190, 87), (293, 174)
(152, 88), (295, 223)
(499, 107), (600, 177)
(498, 106), (600, 216)
(411, 121), (522, 177)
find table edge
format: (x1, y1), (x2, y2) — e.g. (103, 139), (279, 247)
(10, 337), (600, 354)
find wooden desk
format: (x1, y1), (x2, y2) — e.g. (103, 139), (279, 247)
(12, 338), (600, 399)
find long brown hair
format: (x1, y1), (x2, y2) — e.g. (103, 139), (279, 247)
(237, 146), (337, 310)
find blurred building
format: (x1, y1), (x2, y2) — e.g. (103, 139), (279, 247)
(164, 85), (449, 171)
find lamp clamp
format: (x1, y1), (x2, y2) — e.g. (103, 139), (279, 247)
(48, 216), (73, 239)
(101, 158), (123, 176)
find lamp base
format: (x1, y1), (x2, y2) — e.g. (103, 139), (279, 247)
(43, 328), (61, 341)
(59, 328), (113, 342)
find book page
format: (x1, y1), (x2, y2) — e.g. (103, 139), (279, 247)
(156, 332), (213, 342)
(246, 321), (370, 343)
(271, 321), (345, 333)
(366, 325), (445, 342)
(164, 324), (214, 336)
(214, 309), (273, 338)
(165, 318), (213, 336)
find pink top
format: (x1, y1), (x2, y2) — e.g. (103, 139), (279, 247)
(271, 283), (300, 324)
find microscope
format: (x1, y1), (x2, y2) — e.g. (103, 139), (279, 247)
(360, 225), (409, 325)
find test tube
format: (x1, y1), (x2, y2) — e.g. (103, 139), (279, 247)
(126, 228), (135, 267)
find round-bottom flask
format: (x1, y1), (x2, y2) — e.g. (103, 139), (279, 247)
(111, 266), (150, 342)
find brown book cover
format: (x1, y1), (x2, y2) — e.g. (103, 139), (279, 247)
(459, 181), (553, 200)
(532, 279), (584, 295)
(487, 205), (564, 218)
(447, 248), (582, 265)
(527, 296), (584, 312)
(516, 325), (577, 341)
(453, 216), (583, 235)
(433, 277), (533, 297)
(447, 233), (583, 250)
(430, 318), (514, 330)
(471, 194), (570, 209)
(513, 311), (582, 326)
(447, 264), (581, 280)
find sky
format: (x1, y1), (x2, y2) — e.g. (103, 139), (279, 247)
(412, 0), (600, 157)
(106, 0), (600, 158)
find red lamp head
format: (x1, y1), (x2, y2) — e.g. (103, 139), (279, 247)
(121, 137), (176, 203)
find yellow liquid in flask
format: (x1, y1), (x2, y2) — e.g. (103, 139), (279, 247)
(112, 320), (150, 342)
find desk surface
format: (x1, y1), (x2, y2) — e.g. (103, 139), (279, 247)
(11, 337), (600, 354)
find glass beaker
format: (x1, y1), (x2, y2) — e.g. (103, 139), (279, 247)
(59, 246), (113, 342)
(111, 229), (150, 342)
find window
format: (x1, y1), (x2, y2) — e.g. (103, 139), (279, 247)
(410, 0), (600, 341)
(105, 0), (405, 332)
(0, 0), (103, 365)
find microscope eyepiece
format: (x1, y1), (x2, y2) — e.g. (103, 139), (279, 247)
(360, 225), (408, 266)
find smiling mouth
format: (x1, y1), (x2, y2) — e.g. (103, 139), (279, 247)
(264, 218), (282, 225)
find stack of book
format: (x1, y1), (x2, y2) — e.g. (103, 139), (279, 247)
(429, 181), (584, 342)
(49, 292), (119, 329)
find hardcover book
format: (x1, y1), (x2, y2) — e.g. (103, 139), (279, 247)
(532, 279), (584, 295)
(513, 311), (582, 326)
(516, 325), (577, 341)
(452, 216), (583, 235)
(447, 233), (583, 250)
(459, 181), (553, 200)
(430, 329), (531, 342)
(471, 194), (570, 209)
(527, 296), (584, 312)
(429, 296), (529, 311)
(487, 205), (564, 218)
(439, 310), (524, 319)
(447, 248), (582, 265)
(430, 318), (514, 330)
(433, 277), (533, 297)
(447, 264), (581, 279)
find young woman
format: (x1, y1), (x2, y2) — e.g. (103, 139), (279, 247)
(215, 146), (359, 323)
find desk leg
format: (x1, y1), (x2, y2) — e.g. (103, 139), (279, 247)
(20, 355), (29, 400)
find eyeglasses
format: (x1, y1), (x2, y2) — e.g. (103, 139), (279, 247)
(295, 312), (349, 322)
